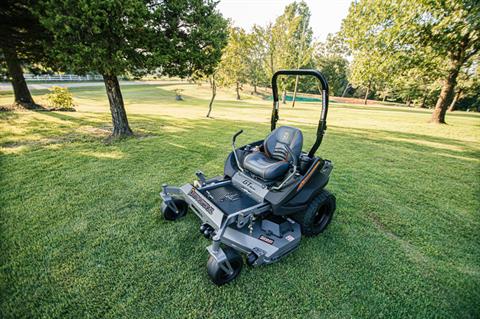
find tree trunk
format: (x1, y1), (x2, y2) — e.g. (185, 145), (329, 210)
(430, 35), (469, 123)
(406, 96), (411, 107)
(269, 53), (274, 78)
(292, 75), (299, 108)
(420, 92), (428, 108)
(341, 83), (350, 97)
(363, 82), (370, 105)
(2, 46), (37, 108)
(282, 89), (287, 104)
(253, 83), (257, 94)
(236, 82), (241, 100)
(430, 67), (460, 123)
(102, 74), (133, 138)
(382, 94), (387, 102)
(448, 88), (462, 112)
(207, 76), (216, 118)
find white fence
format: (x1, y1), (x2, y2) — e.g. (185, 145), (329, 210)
(23, 74), (103, 81)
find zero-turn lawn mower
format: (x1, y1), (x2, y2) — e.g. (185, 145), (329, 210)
(160, 69), (336, 285)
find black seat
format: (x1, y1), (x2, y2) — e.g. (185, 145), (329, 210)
(243, 126), (303, 180)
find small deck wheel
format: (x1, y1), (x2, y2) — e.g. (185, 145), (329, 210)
(293, 189), (336, 237)
(207, 247), (243, 286)
(161, 199), (188, 221)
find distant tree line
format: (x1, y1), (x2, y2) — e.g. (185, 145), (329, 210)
(341, 0), (479, 123)
(205, 0), (479, 123)
(203, 1), (350, 112)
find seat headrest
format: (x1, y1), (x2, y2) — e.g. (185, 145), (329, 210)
(264, 126), (303, 161)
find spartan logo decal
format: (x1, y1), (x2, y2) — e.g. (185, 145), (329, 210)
(189, 189), (214, 214)
(280, 130), (291, 142)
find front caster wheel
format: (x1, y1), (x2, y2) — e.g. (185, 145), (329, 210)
(161, 199), (188, 221)
(207, 247), (243, 286)
(293, 189), (336, 237)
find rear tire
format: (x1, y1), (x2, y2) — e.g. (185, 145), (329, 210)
(293, 190), (336, 237)
(207, 247), (243, 286)
(161, 199), (188, 221)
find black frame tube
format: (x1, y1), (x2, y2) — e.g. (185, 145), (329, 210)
(271, 69), (329, 157)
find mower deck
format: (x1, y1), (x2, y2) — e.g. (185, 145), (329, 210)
(161, 176), (302, 266)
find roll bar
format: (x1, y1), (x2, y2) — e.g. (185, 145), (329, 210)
(271, 69), (329, 158)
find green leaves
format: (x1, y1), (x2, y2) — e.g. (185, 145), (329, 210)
(272, 1), (314, 71)
(341, 0), (480, 107)
(36, 0), (228, 77)
(216, 27), (250, 88)
(0, 0), (53, 69)
(315, 55), (349, 96)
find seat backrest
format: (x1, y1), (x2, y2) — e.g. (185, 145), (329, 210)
(264, 126), (303, 162)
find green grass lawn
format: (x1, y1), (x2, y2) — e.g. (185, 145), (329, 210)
(1, 82), (479, 318)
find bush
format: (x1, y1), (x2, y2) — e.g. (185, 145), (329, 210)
(46, 86), (75, 111)
(174, 89), (184, 101)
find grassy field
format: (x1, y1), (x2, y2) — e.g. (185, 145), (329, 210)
(1, 82), (479, 318)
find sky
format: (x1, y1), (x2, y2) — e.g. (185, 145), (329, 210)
(217, 0), (353, 42)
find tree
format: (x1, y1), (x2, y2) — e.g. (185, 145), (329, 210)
(245, 26), (269, 94)
(422, 1), (479, 121)
(375, 50), (442, 107)
(192, 69), (220, 118)
(0, 0), (52, 109)
(314, 33), (350, 97)
(448, 59), (479, 111)
(37, 0), (227, 137)
(261, 23), (278, 82)
(248, 2), (315, 105)
(342, 0), (480, 123)
(317, 33), (350, 58)
(216, 27), (249, 100)
(315, 55), (349, 97)
(347, 50), (390, 104)
(272, 1), (314, 106)
(288, 1), (314, 107)
(206, 75), (217, 118)
(455, 67), (480, 111)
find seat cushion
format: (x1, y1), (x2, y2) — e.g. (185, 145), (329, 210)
(243, 152), (290, 180)
(264, 126), (303, 161)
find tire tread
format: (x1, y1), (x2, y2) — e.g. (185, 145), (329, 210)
(292, 189), (336, 237)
